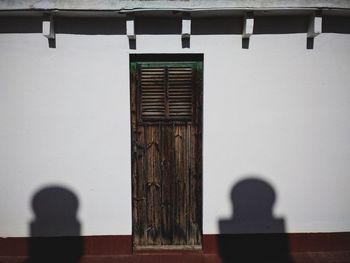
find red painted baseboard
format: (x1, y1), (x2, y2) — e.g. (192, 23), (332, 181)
(0, 233), (349, 257)
(0, 235), (132, 256)
(203, 232), (350, 254)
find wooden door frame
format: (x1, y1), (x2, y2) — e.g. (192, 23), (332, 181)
(130, 54), (203, 251)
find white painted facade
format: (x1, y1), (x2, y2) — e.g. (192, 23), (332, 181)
(1, 16), (350, 237)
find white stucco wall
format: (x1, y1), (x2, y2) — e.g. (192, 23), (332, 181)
(1, 27), (350, 237)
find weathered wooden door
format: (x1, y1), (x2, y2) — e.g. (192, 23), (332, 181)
(130, 61), (202, 249)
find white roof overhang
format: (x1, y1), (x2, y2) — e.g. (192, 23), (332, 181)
(0, 0), (350, 14)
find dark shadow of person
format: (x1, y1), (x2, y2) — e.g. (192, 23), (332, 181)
(219, 177), (292, 263)
(26, 186), (83, 263)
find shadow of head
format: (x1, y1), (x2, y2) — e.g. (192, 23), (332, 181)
(220, 177), (284, 234)
(31, 186), (80, 237)
(28, 186), (83, 263)
(231, 178), (276, 221)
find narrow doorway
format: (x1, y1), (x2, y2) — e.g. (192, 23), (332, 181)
(130, 55), (203, 250)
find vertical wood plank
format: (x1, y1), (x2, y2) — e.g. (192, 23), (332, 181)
(130, 63), (138, 247)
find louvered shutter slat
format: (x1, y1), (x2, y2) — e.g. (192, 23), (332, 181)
(168, 67), (193, 119)
(140, 67), (166, 119)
